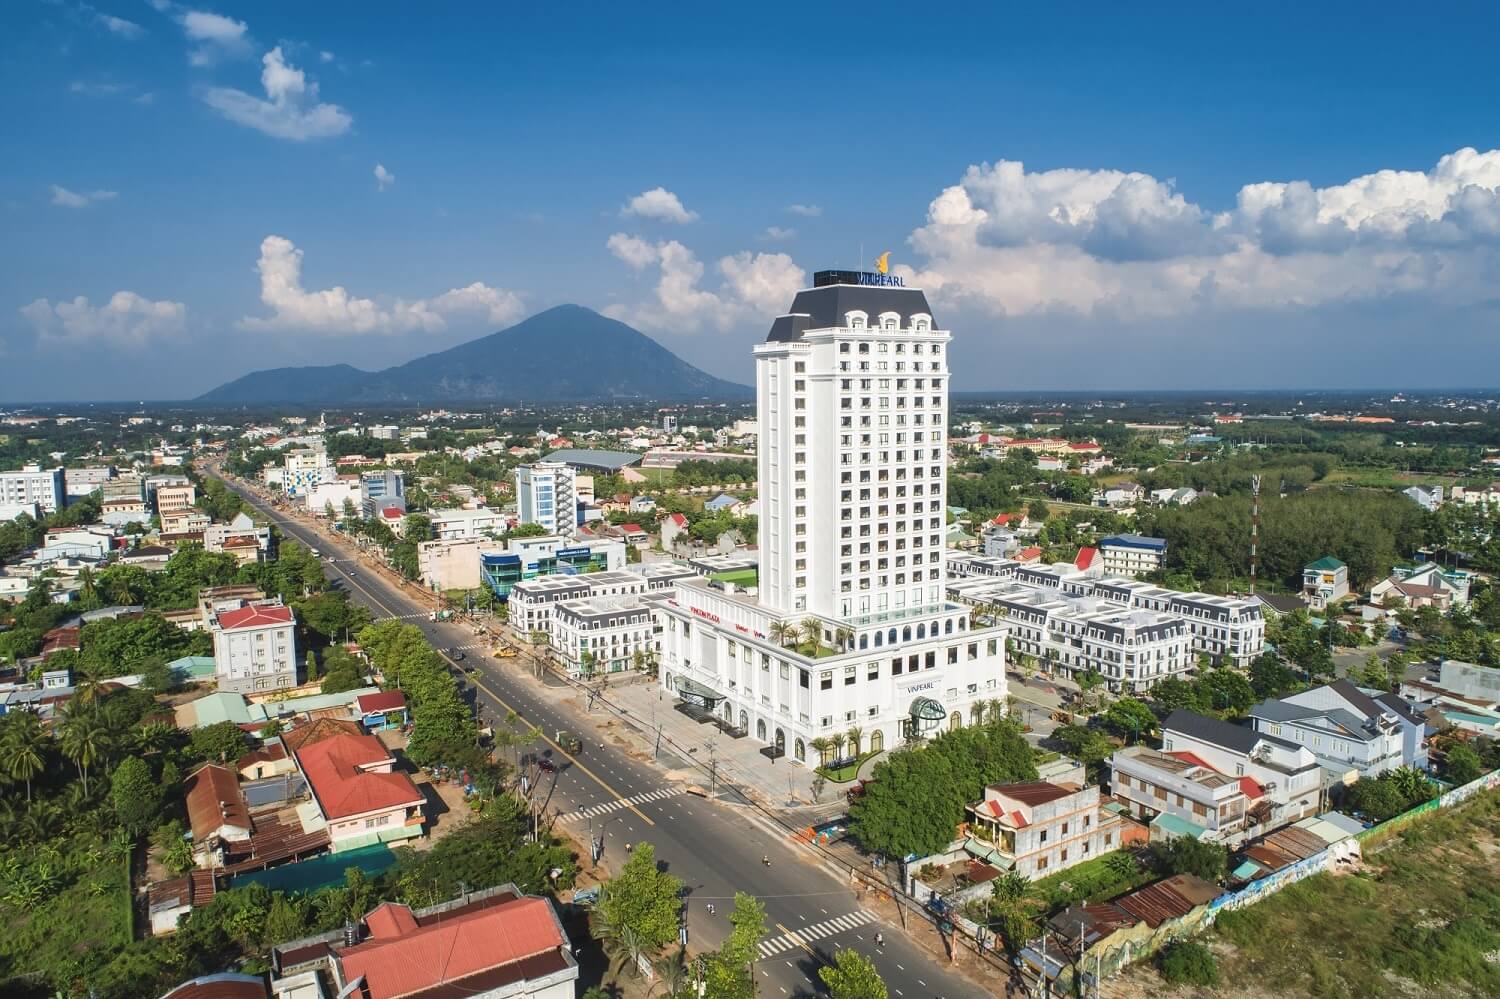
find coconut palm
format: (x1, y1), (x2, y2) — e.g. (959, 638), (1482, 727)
(845, 725), (864, 757)
(808, 736), (833, 766)
(768, 620), (792, 647)
(833, 626), (855, 652)
(800, 617), (824, 653)
(58, 709), (110, 797)
(1, 711), (48, 803)
(778, 625), (801, 651)
(651, 949), (690, 997)
(828, 732), (846, 761)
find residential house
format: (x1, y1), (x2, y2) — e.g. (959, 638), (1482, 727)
(356, 690), (409, 731)
(270, 885), (578, 999)
(1248, 679), (1428, 778)
(1095, 482), (1145, 508)
(661, 511), (689, 549)
(1403, 484), (1444, 511)
(1149, 486), (1199, 506)
(294, 731), (425, 852)
(704, 492), (745, 516)
(1452, 482), (1500, 507)
(237, 743), (295, 781)
(1370, 562), (1472, 610)
(210, 600), (298, 694)
(146, 871), (216, 936)
(1096, 534), (1167, 578)
(184, 763), (252, 865)
(965, 781), (1142, 879)
(1015, 546), (1043, 564)
(1302, 556), (1349, 610)
(629, 495), (657, 514)
(1073, 547), (1101, 576)
(119, 544), (174, 569)
(619, 523), (650, 546)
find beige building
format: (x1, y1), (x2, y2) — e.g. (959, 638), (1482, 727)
(416, 538), (484, 591)
(156, 483), (197, 516)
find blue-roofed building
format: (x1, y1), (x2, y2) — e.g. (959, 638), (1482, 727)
(703, 493), (744, 515)
(1097, 534), (1167, 578)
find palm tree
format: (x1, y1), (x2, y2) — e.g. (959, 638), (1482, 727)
(808, 736), (833, 766)
(651, 949), (690, 997)
(59, 710), (109, 797)
(779, 625), (801, 651)
(768, 620), (792, 647)
(1, 712), (47, 803)
(72, 668), (107, 716)
(845, 725), (863, 757)
(834, 626), (855, 652)
(828, 732), (846, 761)
(801, 617), (823, 654)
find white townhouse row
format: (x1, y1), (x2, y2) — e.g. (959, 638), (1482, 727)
(949, 554), (1265, 669)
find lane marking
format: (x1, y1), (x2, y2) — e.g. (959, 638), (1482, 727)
(760, 911), (875, 958)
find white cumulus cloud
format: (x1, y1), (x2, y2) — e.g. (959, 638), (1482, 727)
(605, 235), (804, 333)
(908, 147), (1500, 321)
(20, 292), (187, 345)
(622, 187), (698, 224)
(374, 163), (395, 191)
(786, 203), (822, 217)
(180, 9), (252, 65)
(761, 226), (796, 241)
(50, 185), (117, 208)
(202, 47), (352, 140)
(95, 13), (144, 39)
(239, 235), (523, 335)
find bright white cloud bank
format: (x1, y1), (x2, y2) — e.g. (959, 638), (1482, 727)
(240, 236), (522, 335)
(622, 187), (698, 224)
(180, 9), (252, 65)
(20, 292), (187, 344)
(910, 146), (1500, 320)
(202, 47), (351, 140)
(604, 234), (803, 332)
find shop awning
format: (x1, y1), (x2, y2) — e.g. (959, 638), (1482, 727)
(674, 676), (727, 705)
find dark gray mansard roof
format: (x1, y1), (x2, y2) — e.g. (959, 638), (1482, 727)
(766, 284), (936, 342)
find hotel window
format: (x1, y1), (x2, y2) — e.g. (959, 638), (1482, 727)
(821, 671), (833, 690)
(800, 670), (810, 689)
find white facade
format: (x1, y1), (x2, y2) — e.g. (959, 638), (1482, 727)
(416, 538), (485, 591)
(283, 448), (333, 497)
(553, 595), (656, 675)
(429, 508), (509, 541)
(305, 480), (363, 516)
(1096, 535), (1167, 578)
(0, 465), (66, 515)
(510, 570), (651, 636)
(653, 272), (1007, 765)
(515, 461), (578, 536)
(209, 601), (298, 694)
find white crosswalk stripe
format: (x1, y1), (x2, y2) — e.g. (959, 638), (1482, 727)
(560, 788), (683, 821)
(757, 910), (876, 958)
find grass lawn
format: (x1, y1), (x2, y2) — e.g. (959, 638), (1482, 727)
(709, 568), (758, 588)
(1318, 467), (1462, 489)
(1208, 788), (1500, 998)
(1026, 849), (1155, 910)
(816, 752), (877, 783)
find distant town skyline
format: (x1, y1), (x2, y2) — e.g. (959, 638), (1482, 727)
(5, 2), (1500, 400)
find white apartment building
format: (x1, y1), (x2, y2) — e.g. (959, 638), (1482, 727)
(428, 508), (509, 541)
(0, 465), (66, 515)
(509, 570), (653, 636)
(369, 425), (401, 440)
(515, 461), (578, 536)
(64, 465), (116, 498)
(1096, 534), (1167, 578)
(948, 556), (1266, 669)
(653, 270), (1007, 765)
(553, 596), (657, 675)
(209, 599), (298, 694)
(283, 448), (333, 497)
(155, 483), (197, 516)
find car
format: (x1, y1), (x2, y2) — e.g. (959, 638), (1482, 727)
(537, 758), (557, 774)
(451, 651), (466, 662)
(308, 548), (321, 558)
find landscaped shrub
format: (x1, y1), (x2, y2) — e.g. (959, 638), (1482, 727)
(1157, 940), (1219, 986)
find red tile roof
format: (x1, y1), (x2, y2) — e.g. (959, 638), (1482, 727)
(667, 512), (688, 528)
(1075, 546), (1097, 571)
(236, 743), (288, 770)
(364, 901), (420, 939)
(1017, 546), (1043, 562)
(381, 507), (404, 519)
(337, 896), (563, 999)
(296, 732), (422, 820)
(1238, 776), (1264, 799)
(357, 690), (407, 715)
(621, 523), (644, 533)
(216, 603), (294, 631)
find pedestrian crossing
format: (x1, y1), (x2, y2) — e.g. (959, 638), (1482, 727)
(758, 910), (877, 958)
(560, 787), (683, 821)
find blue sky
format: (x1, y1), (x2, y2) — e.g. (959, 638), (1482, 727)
(4, 1), (1500, 401)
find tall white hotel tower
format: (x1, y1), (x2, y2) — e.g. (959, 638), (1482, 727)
(653, 270), (1007, 765)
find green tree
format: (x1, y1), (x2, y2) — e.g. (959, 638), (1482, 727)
(1, 710), (48, 802)
(1147, 836), (1228, 882)
(58, 708), (111, 795)
(1196, 668), (1256, 715)
(598, 842), (684, 955)
(110, 755), (160, 834)
(699, 891), (767, 999)
(1249, 652), (1300, 699)
(187, 720), (248, 764)
(1440, 743), (1485, 785)
(1100, 698), (1157, 744)
(1158, 940), (1219, 986)
(819, 948), (889, 999)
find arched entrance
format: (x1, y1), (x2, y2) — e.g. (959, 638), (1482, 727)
(870, 729), (885, 753)
(774, 728), (786, 757)
(794, 738), (806, 762)
(739, 709), (749, 733)
(757, 719), (768, 740)
(723, 702), (734, 723)
(664, 671), (673, 691)
(909, 696), (946, 738)
(950, 711), (963, 730)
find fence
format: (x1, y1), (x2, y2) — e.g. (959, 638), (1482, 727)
(1040, 767), (1500, 992)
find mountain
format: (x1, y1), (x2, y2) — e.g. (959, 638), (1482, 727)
(195, 305), (749, 404)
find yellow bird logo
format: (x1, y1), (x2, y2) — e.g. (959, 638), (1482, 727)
(874, 251), (891, 275)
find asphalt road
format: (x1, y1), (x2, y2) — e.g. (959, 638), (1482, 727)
(216, 470), (986, 999)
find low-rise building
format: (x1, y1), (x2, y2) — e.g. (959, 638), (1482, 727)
(1302, 556), (1349, 610)
(1403, 484), (1443, 511)
(1109, 710), (1321, 844)
(270, 885), (578, 999)
(415, 538), (485, 591)
(1096, 534), (1167, 578)
(1247, 679), (1428, 778)
(1370, 562), (1471, 610)
(966, 781), (1138, 879)
(428, 507), (509, 541)
(293, 731), (424, 852)
(552, 595), (657, 675)
(479, 535), (626, 600)
(210, 600), (298, 694)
